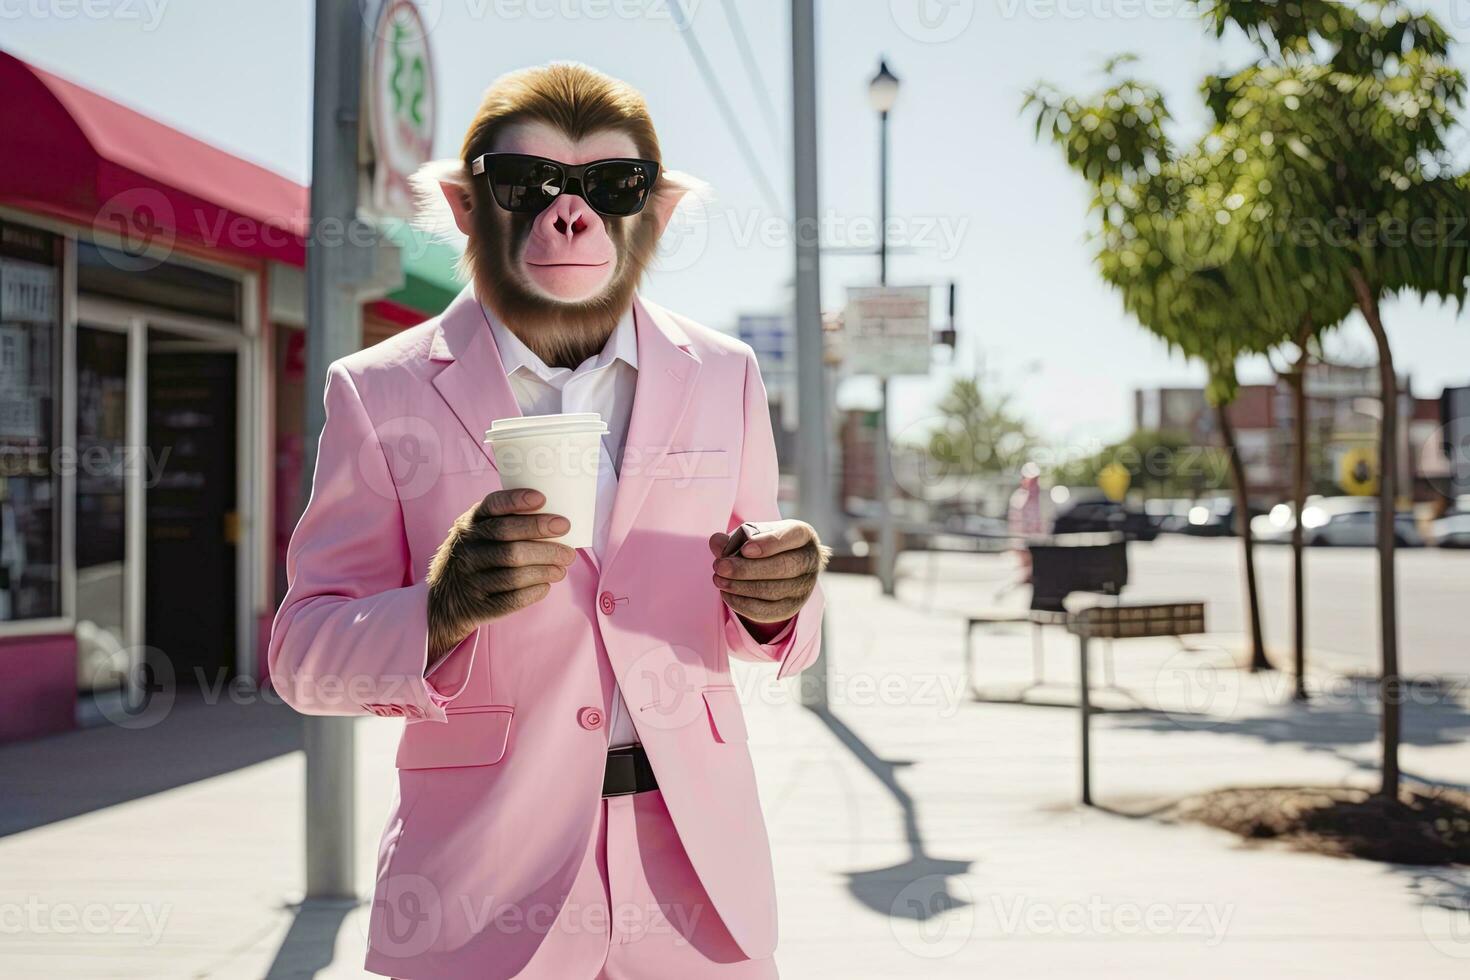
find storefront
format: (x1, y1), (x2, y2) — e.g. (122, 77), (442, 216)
(0, 52), (463, 741)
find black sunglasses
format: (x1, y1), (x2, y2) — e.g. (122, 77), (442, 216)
(470, 153), (661, 217)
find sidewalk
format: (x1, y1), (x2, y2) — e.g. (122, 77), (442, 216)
(1, 565), (1467, 977)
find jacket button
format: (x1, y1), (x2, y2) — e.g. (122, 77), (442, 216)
(599, 591), (616, 615)
(578, 707), (603, 731)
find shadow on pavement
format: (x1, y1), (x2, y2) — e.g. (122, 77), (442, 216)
(1104, 681), (1470, 791)
(0, 692), (302, 838)
(807, 705), (973, 921)
(264, 899), (361, 980)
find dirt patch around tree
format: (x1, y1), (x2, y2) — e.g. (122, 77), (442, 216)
(1164, 785), (1470, 865)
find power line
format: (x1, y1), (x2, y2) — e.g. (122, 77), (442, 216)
(719, 0), (784, 149)
(668, 0), (784, 214)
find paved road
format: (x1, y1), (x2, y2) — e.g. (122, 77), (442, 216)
(903, 535), (1469, 679)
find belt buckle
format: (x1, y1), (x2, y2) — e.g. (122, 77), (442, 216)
(602, 750), (638, 798)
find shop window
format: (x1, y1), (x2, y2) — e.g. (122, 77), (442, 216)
(76, 242), (241, 323)
(0, 220), (62, 623)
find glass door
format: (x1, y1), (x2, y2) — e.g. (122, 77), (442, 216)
(74, 321), (142, 705)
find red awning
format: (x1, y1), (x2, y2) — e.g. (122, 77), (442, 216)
(0, 50), (308, 265)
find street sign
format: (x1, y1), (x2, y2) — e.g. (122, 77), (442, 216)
(843, 285), (932, 377)
(366, 0), (436, 219)
(736, 313), (791, 378)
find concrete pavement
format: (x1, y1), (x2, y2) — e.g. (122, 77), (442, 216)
(1, 562), (1468, 977)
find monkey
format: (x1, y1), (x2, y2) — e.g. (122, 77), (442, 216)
(417, 63), (826, 665)
(270, 61), (831, 977)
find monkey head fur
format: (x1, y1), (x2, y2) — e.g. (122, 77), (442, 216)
(416, 63), (697, 369)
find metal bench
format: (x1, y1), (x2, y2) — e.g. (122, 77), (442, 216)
(1069, 601), (1207, 805)
(963, 533), (1128, 697)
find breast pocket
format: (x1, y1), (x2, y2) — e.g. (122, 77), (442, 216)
(654, 449), (730, 484)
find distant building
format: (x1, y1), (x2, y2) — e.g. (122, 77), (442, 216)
(1135, 363), (1444, 504)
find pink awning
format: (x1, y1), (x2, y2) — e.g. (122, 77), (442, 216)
(0, 50), (308, 265)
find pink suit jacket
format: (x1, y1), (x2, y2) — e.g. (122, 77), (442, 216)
(268, 286), (823, 979)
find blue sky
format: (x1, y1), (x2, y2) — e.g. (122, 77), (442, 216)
(9, 0), (1470, 453)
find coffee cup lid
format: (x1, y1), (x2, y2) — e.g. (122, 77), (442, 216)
(485, 412), (609, 442)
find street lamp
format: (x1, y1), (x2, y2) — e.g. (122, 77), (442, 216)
(868, 58), (900, 596)
(868, 59), (899, 286)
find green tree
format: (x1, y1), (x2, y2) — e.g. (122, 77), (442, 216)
(1052, 429), (1232, 500)
(927, 377), (1036, 476)
(1029, 0), (1470, 797)
(1196, 0), (1470, 797)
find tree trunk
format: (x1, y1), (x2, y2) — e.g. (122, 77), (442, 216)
(1290, 322), (1311, 701)
(1348, 267), (1401, 800)
(1216, 402), (1271, 672)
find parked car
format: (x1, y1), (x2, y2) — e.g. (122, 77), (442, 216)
(1144, 498), (1194, 534)
(1052, 499), (1159, 541)
(1431, 511), (1470, 548)
(1308, 509), (1423, 547)
(1251, 503), (1297, 545)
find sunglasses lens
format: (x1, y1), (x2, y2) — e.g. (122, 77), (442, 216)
(490, 156), (563, 213)
(583, 161), (656, 216)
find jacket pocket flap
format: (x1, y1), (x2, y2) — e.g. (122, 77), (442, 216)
(656, 450), (729, 480)
(396, 705), (513, 770)
(702, 687), (748, 743)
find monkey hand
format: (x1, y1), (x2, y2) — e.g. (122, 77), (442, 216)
(707, 520), (828, 638)
(426, 489), (576, 666)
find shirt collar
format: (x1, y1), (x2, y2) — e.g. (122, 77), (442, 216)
(483, 302), (638, 382)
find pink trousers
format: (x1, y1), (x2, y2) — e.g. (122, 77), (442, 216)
(576, 790), (777, 979)
(399, 790), (776, 979)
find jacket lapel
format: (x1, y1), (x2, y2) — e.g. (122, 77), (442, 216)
(429, 287), (521, 472)
(602, 297), (702, 575)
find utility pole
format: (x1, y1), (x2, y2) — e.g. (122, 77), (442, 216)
(302, 0), (367, 901)
(868, 61), (900, 596)
(792, 0), (831, 710)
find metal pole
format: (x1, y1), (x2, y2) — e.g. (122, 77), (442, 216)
(875, 108), (897, 596)
(302, 0), (366, 901)
(1078, 633), (1092, 806)
(792, 0), (831, 709)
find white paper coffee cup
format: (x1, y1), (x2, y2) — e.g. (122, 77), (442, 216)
(484, 412), (608, 549)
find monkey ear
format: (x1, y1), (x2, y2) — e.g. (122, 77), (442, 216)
(410, 158), (473, 244)
(648, 169), (709, 240)
(439, 181), (475, 236)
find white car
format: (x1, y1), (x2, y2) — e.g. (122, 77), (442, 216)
(1431, 512), (1470, 548)
(1309, 509), (1423, 547)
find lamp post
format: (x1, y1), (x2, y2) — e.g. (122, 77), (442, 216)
(868, 59), (899, 596)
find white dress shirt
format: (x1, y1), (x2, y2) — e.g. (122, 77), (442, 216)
(483, 304), (643, 747)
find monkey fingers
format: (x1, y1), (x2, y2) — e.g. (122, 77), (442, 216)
(471, 488), (549, 520)
(471, 562), (568, 596)
(720, 592), (804, 624)
(457, 539), (576, 573)
(714, 543), (822, 582)
(711, 571), (816, 603)
(465, 512), (569, 542)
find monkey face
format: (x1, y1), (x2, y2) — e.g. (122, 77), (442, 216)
(484, 120), (640, 305)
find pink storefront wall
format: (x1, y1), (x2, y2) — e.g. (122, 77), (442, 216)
(0, 633), (77, 742)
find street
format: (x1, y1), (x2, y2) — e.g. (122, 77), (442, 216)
(905, 536), (1470, 679)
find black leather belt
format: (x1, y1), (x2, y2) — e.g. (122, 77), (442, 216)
(602, 745), (658, 797)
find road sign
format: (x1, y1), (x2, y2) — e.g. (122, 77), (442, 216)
(843, 285), (931, 377)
